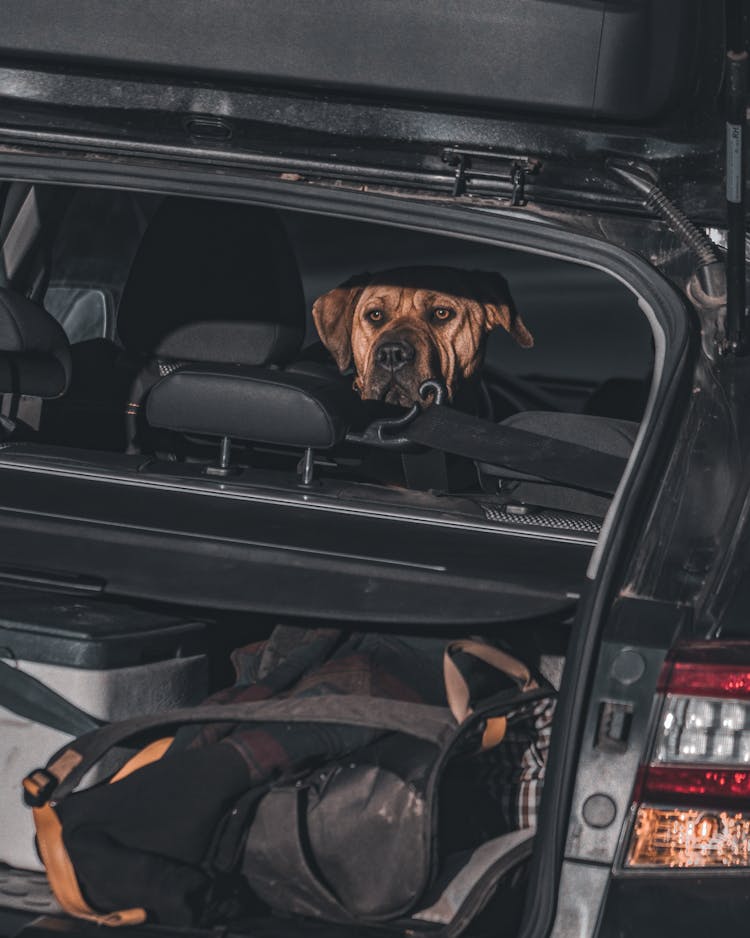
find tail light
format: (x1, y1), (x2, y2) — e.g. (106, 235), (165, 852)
(626, 641), (750, 869)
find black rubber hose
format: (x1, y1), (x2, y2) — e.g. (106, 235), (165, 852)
(608, 162), (721, 269)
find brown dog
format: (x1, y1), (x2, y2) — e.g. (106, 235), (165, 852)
(312, 266), (533, 408)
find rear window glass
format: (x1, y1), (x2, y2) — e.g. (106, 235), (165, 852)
(283, 213), (653, 392)
(0, 184), (654, 473)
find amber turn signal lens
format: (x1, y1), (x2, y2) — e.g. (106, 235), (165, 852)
(627, 806), (750, 868)
(625, 643), (750, 871)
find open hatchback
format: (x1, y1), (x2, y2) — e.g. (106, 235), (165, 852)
(0, 3), (749, 938)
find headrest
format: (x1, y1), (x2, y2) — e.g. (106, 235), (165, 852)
(117, 198), (305, 365)
(146, 364), (359, 449)
(146, 321), (302, 366)
(0, 288), (71, 398)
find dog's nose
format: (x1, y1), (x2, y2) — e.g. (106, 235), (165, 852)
(375, 340), (415, 371)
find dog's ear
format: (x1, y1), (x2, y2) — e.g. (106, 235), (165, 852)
(312, 272), (372, 372)
(467, 270), (534, 348)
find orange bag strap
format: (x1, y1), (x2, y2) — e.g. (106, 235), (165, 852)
(443, 639), (538, 750)
(23, 737), (173, 926)
(32, 803), (147, 927)
(109, 736), (174, 784)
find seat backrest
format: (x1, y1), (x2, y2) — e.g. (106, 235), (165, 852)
(479, 410), (639, 517)
(117, 196), (305, 365)
(0, 287), (71, 399)
(0, 286), (72, 439)
(45, 198), (307, 451)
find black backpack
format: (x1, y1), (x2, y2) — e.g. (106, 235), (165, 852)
(23, 631), (555, 931)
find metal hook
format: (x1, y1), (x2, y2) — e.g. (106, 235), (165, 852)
(345, 379), (448, 450)
(419, 379), (447, 406)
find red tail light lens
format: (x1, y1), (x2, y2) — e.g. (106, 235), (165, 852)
(658, 642), (750, 698)
(641, 765), (750, 801)
(626, 642), (750, 869)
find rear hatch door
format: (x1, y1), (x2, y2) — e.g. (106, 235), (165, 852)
(0, 0), (732, 219)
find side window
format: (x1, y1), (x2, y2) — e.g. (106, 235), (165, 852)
(43, 189), (158, 344)
(43, 286), (111, 343)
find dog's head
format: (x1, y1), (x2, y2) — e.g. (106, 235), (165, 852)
(312, 266), (533, 407)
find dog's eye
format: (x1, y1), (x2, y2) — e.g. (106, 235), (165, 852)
(365, 309), (384, 323)
(432, 307), (455, 322)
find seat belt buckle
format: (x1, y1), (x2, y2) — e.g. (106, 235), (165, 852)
(23, 768), (58, 807)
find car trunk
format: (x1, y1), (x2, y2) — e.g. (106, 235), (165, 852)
(0, 2), (719, 934)
(0, 171), (695, 938)
(0, 580), (569, 927)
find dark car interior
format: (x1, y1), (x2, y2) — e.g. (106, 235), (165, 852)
(2, 187), (652, 467)
(0, 182), (655, 619)
(0, 143), (655, 937)
(0, 0), (737, 933)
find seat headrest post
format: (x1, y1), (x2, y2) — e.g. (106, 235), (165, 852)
(298, 447), (315, 486)
(204, 435), (240, 478)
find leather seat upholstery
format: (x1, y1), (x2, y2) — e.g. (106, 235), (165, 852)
(147, 364), (360, 450)
(0, 287), (71, 398)
(0, 287), (72, 441)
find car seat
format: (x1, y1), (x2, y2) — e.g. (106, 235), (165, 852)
(0, 287), (71, 440)
(478, 410), (639, 516)
(41, 197), (306, 452)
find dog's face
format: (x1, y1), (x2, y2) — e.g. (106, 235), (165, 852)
(312, 266), (533, 407)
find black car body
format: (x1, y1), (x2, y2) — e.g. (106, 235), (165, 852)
(0, 2), (749, 937)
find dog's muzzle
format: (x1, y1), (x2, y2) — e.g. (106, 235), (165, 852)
(363, 331), (439, 407)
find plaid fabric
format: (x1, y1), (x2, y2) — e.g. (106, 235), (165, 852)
(472, 696), (557, 830)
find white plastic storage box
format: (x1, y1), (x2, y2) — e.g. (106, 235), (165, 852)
(0, 588), (209, 871)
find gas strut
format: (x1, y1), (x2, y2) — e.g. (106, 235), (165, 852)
(607, 159), (725, 312)
(725, 0), (748, 353)
(609, 6), (750, 355)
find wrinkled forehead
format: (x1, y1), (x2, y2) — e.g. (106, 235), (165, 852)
(357, 282), (474, 313)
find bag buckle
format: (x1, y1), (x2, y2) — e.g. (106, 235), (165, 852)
(23, 768), (58, 807)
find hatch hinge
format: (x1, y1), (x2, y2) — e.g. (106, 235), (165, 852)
(441, 147), (541, 204)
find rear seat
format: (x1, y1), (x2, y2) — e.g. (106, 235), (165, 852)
(41, 197), (306, 452)
(147, 361), (639, 508)
(479, 411), (639, 516)
(0, 287), (71, 439)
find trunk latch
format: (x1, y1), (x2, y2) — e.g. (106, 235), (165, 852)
(441, 147), (541, 204)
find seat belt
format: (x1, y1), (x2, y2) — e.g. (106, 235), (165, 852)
(0, 658), (103, 736)
(402, 406), (628, 496)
